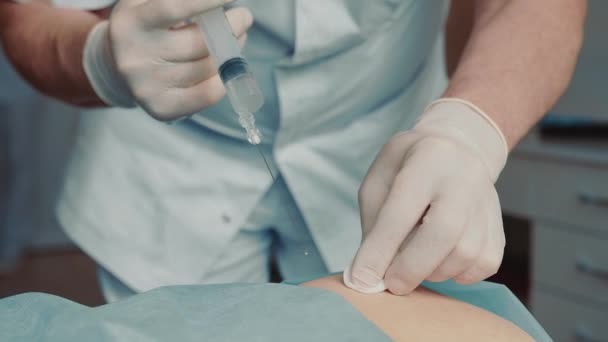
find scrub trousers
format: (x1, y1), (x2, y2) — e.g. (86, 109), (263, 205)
(98, 174), (328, 303)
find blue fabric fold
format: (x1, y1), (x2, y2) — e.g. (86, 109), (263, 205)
(0, 284), (390, 342)
(0, 276), (550, 341)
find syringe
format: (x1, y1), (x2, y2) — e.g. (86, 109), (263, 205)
(197, 8), (302, 239)
(197, 7), (264, 145)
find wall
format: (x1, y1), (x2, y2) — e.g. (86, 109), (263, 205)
(551, 0), (608, 121)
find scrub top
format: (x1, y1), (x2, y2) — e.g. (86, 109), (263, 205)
(55, 0), (450, 292)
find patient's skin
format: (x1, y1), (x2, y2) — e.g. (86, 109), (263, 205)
(301, 275), (533, 342)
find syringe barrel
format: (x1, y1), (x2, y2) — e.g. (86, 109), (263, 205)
(197, 7), (264, 144)
(222, 58), (264, 115)
(198, 7), (243, 69)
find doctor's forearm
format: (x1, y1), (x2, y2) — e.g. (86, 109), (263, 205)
(0, 2), (106, 107)
(443, 0), (586, 149)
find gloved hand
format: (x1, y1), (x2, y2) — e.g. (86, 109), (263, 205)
(82, 0), (253, 121)
(347, 98), (509, 295)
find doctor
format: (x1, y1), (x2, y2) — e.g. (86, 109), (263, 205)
(0, 0), (585, 300)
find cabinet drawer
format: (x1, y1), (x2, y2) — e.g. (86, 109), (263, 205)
(533, 224), (608, 305)
(531, 290), (608, 342)
(525, 159), (608, 235)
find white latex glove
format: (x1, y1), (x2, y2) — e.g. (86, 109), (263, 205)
(347, 98), (509, 295)
(82, 0), (252, 121)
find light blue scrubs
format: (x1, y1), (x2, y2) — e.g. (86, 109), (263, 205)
(55, 0), (451, 294)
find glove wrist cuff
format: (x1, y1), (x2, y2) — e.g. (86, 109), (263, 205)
(83, 21), (136, 108)
(415, 98), (509, 182)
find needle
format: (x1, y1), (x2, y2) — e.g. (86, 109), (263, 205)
(257, 144), (276, 182)
(255, 144), (305, 252)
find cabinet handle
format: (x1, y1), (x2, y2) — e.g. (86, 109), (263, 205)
(575, 326), (603, 342)
(576, 257), (608, 281)
(578, 191), (608, 208)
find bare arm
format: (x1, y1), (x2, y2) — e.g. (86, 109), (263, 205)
(444, 0), (586, 148)
(0, 2), (110, 107)
(445, 0), (474, 77)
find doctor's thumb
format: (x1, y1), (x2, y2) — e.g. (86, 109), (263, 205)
(344, 260), (387, 294)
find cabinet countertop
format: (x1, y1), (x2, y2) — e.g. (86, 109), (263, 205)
(511, 130), (608, 167)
